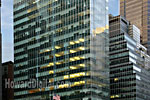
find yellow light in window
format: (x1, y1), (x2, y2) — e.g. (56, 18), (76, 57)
(73, 81), (85, 86)
(70, 72), (85, 78)
(70, 41), (75, 45)
(80, 56), (85, 59)
(110, 96), (115, 98)
(59, 85), (62, 88)
(110, 95), (119, 98)
(79, 38), (85, 42)
(70, 66), (77, 69)
(79, 47), (85, 50)
(79, 64), (85, 67)
(59, 84), (69, 89)
(55, 46), (61, 49)
(48, 63), (54, 66)
(114, 78), (118, 81)
(70, 58), (75, 61)
(55, 54), (61, 57)
(74, 57), (80, 60)
(64, 75), (69, 79)
(70, 50), (76, 53)
(56, 62), (61, 65)
(80, 81), (85, 84)
(74, 82), (80, 86)
(115, 95), (119, 98)
(45, 49), (51, 52)
(70, 74), (75, 78)
(49, 70), (54, 74)
(75, 40), (80, 43)
(79, 72), (85, 76)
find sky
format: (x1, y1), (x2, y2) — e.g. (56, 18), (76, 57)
(1, 0), (119, 63)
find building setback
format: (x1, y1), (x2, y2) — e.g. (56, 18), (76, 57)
(109, 15), (150, 100)
(13, 0), (109, 100)
(120, 0), (150, 55)
(2, 61), (14, 100)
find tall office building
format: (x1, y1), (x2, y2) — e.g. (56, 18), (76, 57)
(109, 15), (150, 100)
(120, 0), (150, 55)
(14, 0), (109, 99)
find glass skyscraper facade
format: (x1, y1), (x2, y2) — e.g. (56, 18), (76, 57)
(14, 0), (109, 99)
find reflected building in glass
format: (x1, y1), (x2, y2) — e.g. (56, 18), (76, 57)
(13, 0), (109, 99)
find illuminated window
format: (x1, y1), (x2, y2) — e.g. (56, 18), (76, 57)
(71, 81), (85, 87)
(70, 50), (77, 53)
(79, 64), (85, 67)
(79, 38), (85, 42)
(56, 61), (63, 65)
(55, 46), (61, 49)
(110, 95), (119, 98)
(79, 47), (85, 50)
(49, 70), (54, 74)
(70, 58), (75, 61)
(70, 66), (77, 69)
(75, 40), (80, 43)
(70, 41), (75, 45)
(48, 63), (54, 67)
(110, 96), (115, 98)
(70, 72), (85, 78)
(114, 78), (119, 81)
(55, 54), (61, 57)
(64, 75), (69, 79)
(59, 84), (69, 89)
(74, 57), (80, 60)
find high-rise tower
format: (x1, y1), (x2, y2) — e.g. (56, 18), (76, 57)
(109, 15), (150, 100)
(14, 0), (109, 99)
(120, 0), (150, 55)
